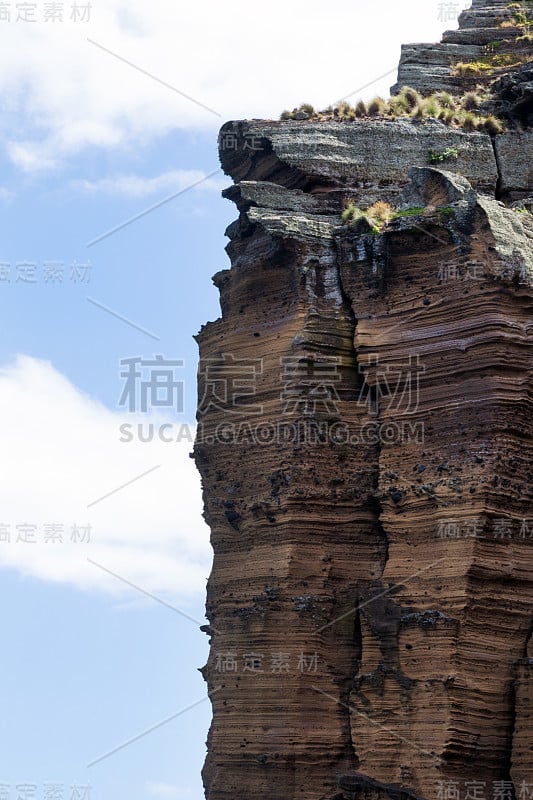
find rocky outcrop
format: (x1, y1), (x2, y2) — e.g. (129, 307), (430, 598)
(219, 119), (498, 198)
(195, 4), (533, 800)
(489, 65), (533, 125)
(494, 129), (533, 199)
(392, 0), (533, 98)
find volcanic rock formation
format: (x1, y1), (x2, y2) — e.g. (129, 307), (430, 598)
(392, 0), (533, 98)
(194, 3), (533, 799)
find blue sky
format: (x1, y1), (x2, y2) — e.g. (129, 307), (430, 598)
(0, 2), (463, 799)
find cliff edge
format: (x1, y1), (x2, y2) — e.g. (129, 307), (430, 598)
(194, 3), (533, 799)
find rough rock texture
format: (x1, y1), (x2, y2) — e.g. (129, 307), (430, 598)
(195, 4), (533, 800)
(392, 0), (532, 97)
(495, 130), (533, 199)
(220, 120), (498, 200)
(490, 65), (533, 126)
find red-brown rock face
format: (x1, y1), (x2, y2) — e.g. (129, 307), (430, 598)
(194, 5), (533, 799)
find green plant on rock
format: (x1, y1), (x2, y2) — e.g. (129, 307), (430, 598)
(453, 61), (493, 76)
(462, 91), (482, 110)
(341, 200), (394, 232)
(279, 103), (317, 121)
(429, 146), (459, 163)
(278, 78), (508, 133)
(424, 97), (442, 118)
(388, 95), (411, 117)
(368, 97), (387, 116)
(336, 101), (353, 118)
(435, 91), (455, 109)
(513, 9), (533, 28)
(493, 52), (529, 67)
(366, 201), (395, 231)
(483, 115), (505, 135)
(439, 207), (456, 219)
(462, 112), (481, 131)
(453, 50), (529, 77)
(439, 108), (456, 124)
(341, 204), (365, 224)
(398, 86), (422, 110)
(393, 207), (426, 218)
(412, 100), (426, 119)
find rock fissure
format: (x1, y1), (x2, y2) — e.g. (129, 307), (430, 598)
(490, 133), (505, 201)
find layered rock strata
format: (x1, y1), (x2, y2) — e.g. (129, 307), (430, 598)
(392, 0), (533, 97)
(195, 4), (533, 800)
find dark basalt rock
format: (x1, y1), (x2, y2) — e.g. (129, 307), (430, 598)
(489, 64), (533, 125)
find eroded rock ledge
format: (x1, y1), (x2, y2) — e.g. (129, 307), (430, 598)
(195, 6), (533, 800)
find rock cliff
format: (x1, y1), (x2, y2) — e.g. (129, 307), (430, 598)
(194, 3), (533, 799)
(392, 0), (533, 99)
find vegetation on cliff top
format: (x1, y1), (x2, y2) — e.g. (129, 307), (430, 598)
(280, 2), (532, 133)
(280, 87), (507, 135)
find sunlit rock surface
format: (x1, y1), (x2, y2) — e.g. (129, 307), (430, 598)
(195, 2), (532, 798)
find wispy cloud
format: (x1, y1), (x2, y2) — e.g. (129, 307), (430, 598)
(75, 170), (226, 198)
(7, 141), (58, 172)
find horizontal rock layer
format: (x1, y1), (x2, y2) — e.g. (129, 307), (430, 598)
(219, 117), (531, 204)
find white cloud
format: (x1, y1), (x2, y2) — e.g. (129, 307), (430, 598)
(0, 0), (456, 171)
(0, 355), (211, 605)
(74, 169), (226, 197)
(7, 141), (58, 172)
